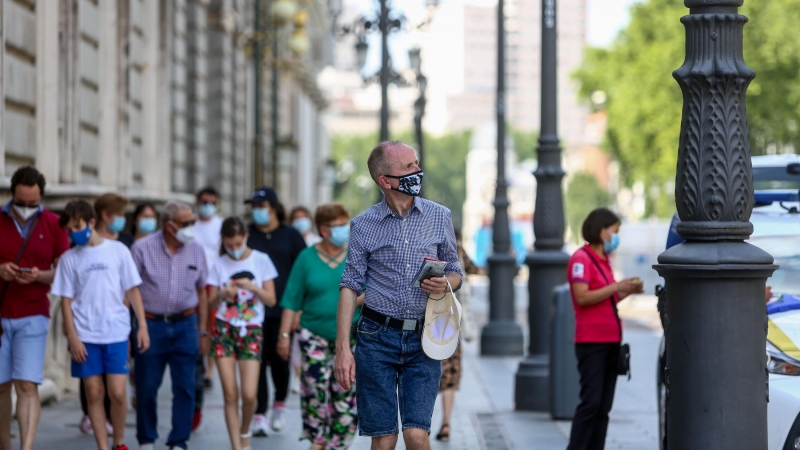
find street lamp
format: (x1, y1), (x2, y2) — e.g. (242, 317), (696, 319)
(410, 46), (426, 188)
(513, 0), (569, 411)
(480, 0), (524, 357)
(653, 1), (776, 448)
(330, 0), (440, 142)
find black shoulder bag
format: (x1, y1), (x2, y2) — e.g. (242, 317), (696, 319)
(580, 248), (631, 380)
(0, 214), (41, 348)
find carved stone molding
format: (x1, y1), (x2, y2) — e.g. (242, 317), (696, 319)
(673, 12), (755, 241)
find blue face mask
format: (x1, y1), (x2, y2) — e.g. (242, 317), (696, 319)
(109, 216), (127, 233)
(138, 218), (157, 234)
(226, 246), (246, 260)
(252, 208), (270, 226)
(199, 203), (217, 219)
(292, 217), (312, 234)
(71, 226), (92, 247)
(603, 233), (621, 254)
(329, 225), (350, 247)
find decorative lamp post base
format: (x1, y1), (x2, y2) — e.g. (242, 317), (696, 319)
(481, 253), (524, 356)
(515, 249), (569, 411)
(654, 241), (775, 449)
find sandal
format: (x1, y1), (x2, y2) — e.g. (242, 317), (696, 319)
(436, 423), (450, 442)
(241, 431), (253, 450)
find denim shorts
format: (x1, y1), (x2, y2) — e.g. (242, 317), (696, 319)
(354, 316), (442, 437)
(71, 341), (130, 378)
(0, 315), (49, 384)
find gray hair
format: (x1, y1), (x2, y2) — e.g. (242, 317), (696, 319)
(161, 201), (192, 223)
(367, 140), (406, 183)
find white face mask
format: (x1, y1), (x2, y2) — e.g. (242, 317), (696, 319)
(13, 205), (38, 221)
(172, 223), (196, 244)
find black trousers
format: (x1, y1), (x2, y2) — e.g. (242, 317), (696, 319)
(256, 317), (291, 415)
(567, 342), (620, 450)
(195, 355), (205, 412)
(79, 376), (112, 420)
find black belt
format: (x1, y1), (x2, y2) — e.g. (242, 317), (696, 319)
(361, 305), (422, 332)
(145, 307), (197, 323)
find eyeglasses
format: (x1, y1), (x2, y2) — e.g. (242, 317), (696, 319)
(172, 220), (196, 229)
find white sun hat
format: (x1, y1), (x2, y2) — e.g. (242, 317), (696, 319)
(422, 279), (462, 360)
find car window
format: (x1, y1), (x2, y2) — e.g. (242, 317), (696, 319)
(748, 236), (800, 297)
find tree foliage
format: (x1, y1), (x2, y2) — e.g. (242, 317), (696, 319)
(573, 0), (800, 217)
(331, 131), (472, 227)
(565, 172), (614, 245)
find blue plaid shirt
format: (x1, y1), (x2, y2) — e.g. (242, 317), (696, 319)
(340, 197), (463, 319)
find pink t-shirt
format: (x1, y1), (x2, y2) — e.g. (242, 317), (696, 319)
(567, 245), (621, 344)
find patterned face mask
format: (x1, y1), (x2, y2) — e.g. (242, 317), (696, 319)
(384, 170), (424, 197)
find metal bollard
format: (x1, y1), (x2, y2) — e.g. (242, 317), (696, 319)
(548, 283), (580, 420)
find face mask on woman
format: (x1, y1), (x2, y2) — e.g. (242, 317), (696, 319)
(138, 218), (157, 234)
(603, 233), (620, 254)
(328, 225), (350, 247)
(292, 217), (312, 234)
(226, 246), (246, 260)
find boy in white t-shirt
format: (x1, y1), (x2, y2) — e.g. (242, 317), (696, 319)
(52, 200), (150, 450)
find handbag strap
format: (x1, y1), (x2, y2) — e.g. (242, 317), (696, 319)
(0, 213), (41, 309)
(579, 247), (623, 341)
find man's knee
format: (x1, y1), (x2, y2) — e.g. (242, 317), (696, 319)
(403, 428), (430, 450)
(12, 381), (38, 398)
(0, 383), (11, 396)
(372, 434), (399, 450)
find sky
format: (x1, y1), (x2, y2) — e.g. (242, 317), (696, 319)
(345, 0), (641, 50)
(586, 0), (641, 47)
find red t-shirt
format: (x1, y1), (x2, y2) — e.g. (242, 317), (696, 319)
(0, 209), (69, 319)
(567, 245), (621, 344)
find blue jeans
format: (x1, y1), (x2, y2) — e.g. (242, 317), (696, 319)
(134, 315), (199, 449)
(354, 316), (441, 437)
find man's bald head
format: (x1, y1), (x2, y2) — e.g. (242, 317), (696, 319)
(367, 140), (413, 183)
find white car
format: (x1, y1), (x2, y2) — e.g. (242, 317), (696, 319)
(658, 155), (800, 450)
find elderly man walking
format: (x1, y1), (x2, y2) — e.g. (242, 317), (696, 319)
(0, 166), (69, 450)
(335, 141), (463, 450)
(131, 202), (209, 450)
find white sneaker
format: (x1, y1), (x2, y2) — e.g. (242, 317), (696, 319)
(106, 420), (113, 435)
(251, 414), (269, 437)
(290, 376), (301, 395)
(270, 406), (286, 432)
(79, 415), (93, 434)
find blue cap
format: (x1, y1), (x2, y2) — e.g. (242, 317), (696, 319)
(244, 187), (279, 205)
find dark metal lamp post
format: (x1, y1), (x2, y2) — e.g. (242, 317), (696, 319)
(410, 46), (427, 179)
(654, 2), (776, 448)
(513, 0), (569, 411)
(480, 0), (524, 357)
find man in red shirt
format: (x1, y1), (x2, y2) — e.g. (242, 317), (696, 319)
(0, 166), (69, 450)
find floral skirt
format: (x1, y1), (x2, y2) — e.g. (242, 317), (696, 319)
(439, 342), (462, 392)
(297, 328), (358, 450)
(210, 319), (263, 361)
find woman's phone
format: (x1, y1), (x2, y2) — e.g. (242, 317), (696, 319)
(17, 268), (32, 273)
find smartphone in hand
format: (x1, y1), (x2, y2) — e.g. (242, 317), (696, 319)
(17, 268), (32, 273)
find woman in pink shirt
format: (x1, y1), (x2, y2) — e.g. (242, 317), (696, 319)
(566, 208), (643, 450)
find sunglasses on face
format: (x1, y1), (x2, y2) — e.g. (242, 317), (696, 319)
(173, 220), (196, 228)
(13, 201), (39, 208)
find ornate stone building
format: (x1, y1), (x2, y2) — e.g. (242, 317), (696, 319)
(0, 0), (334, 404)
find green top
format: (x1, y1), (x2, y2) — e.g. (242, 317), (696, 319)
(280, 245), (361, 341)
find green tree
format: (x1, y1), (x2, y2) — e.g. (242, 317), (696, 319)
(331, 131), (473, 227)
(565, 173), (613, 245)
(509, 127), (539, 161)
(573, 0), (800, 217)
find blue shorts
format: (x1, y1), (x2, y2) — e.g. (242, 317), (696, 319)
(354, 316), (442, 437)
(0, 315), (50, 384)
(71, 341), (129, 379)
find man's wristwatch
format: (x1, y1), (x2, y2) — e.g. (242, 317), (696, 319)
(200, 331), (209, 337)
(279, 332), (291, 339)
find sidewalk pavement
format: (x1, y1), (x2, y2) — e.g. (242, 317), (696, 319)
(20, 293), (662, 450)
